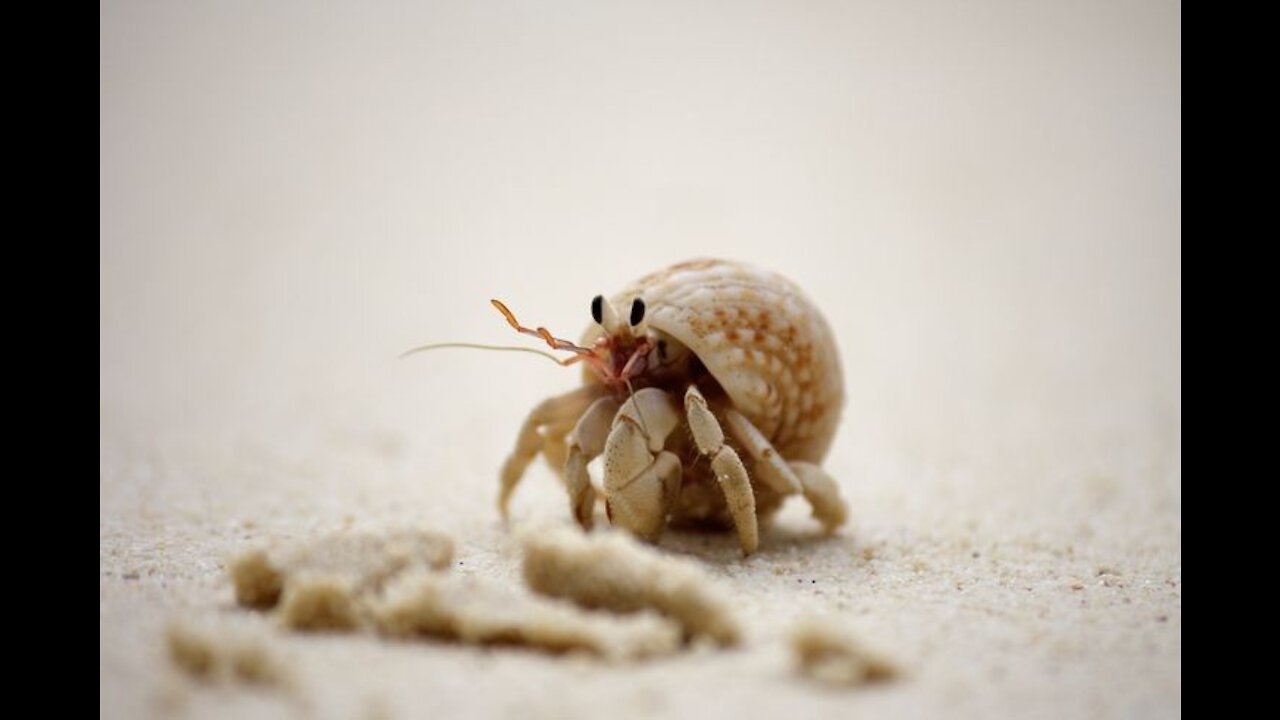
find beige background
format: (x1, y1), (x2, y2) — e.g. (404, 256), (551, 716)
(100, 1), (1181, 718)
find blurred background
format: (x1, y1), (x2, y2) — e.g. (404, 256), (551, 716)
(101, 0), (1178, 463)
(101, 2), (1179, 716)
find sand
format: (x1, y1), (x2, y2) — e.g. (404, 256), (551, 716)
(100, 2), (1180, 717)
(100, 392), (1180, 719)
(790, 618), (899, 687)
(372, 570), (682, 660)
(524, 529), (741, 645)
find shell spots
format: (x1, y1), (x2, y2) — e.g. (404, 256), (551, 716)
(795, 420), (813, 439)
(803, 401), (827, 425)
(589, 258), (843, 461)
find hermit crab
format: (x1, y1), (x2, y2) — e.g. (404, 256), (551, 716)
(412, 259), (847, 554)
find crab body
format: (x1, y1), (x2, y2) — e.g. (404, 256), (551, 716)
(498, 259), (847, 554)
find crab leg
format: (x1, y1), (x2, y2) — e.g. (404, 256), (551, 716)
(787, 461), (848, 531)
(499, 385), (607, 518)
(539, 415), (577, 480)
(723, 409), (846, 531)
(562, 395), (621, 529)
(684, 385), (758, 555)
(721, 409), (801, 495)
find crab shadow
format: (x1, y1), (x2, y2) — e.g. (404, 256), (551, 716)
(656, 521), (858, 565)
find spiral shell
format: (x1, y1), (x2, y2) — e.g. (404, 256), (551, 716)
(581, 258), (843, 462)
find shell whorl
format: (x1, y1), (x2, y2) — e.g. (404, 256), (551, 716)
(582, 259), (843, 462)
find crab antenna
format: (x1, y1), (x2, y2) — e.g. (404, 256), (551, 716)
(490, 298), (597, 357)
(400, 342), (581, 366)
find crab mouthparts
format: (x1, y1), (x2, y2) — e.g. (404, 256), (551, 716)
(595, 337), (650, 387)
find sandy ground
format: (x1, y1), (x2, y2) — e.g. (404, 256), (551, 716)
(101, 2), (1180, 717)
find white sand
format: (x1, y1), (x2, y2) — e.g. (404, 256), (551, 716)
(100, 2), (1180, 717)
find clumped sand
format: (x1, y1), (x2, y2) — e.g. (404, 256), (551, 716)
(791, 618), (899, 687)
(221, 528), (687, 660)
(523, 529), (741, 645)
(166, 622), (288, 687)
(373, 571), (681, 660)
(228, 529), (454, 614)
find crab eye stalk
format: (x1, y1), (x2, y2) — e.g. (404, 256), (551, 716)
(591, 295), (604, 325)
(630, 298), (646, 326)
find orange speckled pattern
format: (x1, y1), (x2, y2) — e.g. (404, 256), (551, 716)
(584, 259), (843, 462)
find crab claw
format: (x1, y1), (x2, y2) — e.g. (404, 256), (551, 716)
(601, 389), (683, 541)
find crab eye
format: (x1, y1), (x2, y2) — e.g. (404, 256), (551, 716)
(591, 295), (604, 325)
(630, 298), (646, 326)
